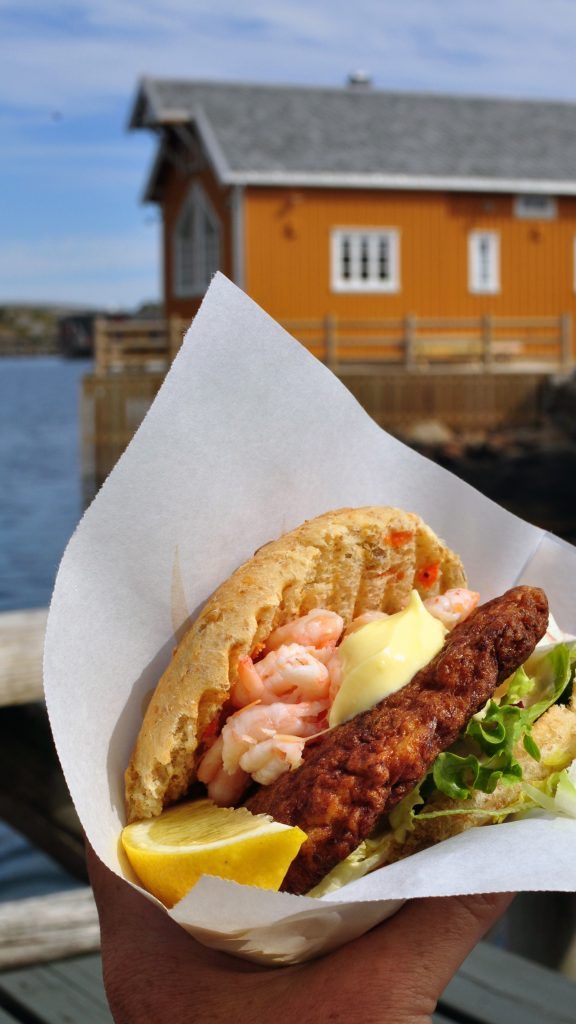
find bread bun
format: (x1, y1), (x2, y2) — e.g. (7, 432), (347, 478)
(125, 507), (466, 823)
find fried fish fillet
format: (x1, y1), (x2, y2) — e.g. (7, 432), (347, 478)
(246, 585), (548, 895)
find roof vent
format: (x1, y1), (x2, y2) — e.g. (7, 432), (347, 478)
(347, 70), (372, 89)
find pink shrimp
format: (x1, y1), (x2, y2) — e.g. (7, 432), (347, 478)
(344, 610), (389, 637)
(221, 699), (327, 774)
(196, 735), (250, 806)
(265, 608), (344, 651)
(231, 644), (330, 708)
(197, 701), (327, 805)
(326, 650), (343, 703)
(239, 735), (306, 785)
(424, 588), (480, 629)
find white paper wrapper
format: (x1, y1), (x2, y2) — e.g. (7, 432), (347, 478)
(44, 274), (576, 965)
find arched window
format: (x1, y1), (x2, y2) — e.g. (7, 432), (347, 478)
(174, 183), (221, 297)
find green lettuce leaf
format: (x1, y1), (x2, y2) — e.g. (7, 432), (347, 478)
(555, 763), (576, 817)
(388, 781), (426, 841)
(505, 666), (534, 704)
(523, 760), (576, 819)
(417, 801), (528, 823)
(310, 644), (575, 896)
(520, 644), (571, 721)
(433, 643), (573, 802)
(307, 831), (394, 897)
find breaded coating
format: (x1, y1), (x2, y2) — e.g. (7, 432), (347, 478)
(246, 586), (548, 895)
(125, 506), (465, 822)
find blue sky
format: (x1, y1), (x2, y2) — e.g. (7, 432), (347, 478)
(3, 0), (576, 308)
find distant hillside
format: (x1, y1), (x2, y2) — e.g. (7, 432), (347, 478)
(0, 305), (78, 355)
(0, 302), (162, 356)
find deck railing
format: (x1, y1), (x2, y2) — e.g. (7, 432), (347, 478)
(282, 313), (574, 374)
(84, 311), (573, 500)
(93, 313), (573, 375)
(93, 317), (187, 375)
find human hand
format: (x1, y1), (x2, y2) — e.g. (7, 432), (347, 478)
(87, 844), (513, 1024)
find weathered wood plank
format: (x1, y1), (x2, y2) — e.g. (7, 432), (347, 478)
(492, 315), (560, 327)
(0, 705), (86, 880)
(0, 940), (573, 1024)
(0, 953), (112, 1024)
(440, 940), (576, 1024)
(0, 889), (100, 970)
(99, 312), (568, 372)
(0, 609), (46, 706)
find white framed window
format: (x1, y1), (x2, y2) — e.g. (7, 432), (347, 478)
(515, 194), (556, 220)
(174, 182), (220, 298)
(331, 228), (400, 292)
(468, 231), (500, 294)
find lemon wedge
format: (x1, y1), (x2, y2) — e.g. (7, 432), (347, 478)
(121, 799), (307, 907)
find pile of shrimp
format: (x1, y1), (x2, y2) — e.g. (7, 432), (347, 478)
(198, 588), (479, 805)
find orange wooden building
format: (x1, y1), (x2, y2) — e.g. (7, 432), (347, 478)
(130, 78), (576, 355)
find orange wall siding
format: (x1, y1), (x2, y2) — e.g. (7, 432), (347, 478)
(243, 188), (576, 320)
(163, 163), (232, 320)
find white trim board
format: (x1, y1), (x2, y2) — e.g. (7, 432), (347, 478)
(220, 169), (576, 196)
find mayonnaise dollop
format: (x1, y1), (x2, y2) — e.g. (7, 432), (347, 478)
(328, 590), (447, 728)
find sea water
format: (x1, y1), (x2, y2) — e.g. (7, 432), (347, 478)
(0, 355), (89, 900)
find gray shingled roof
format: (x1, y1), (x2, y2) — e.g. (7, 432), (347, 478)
(131, 78), (576, 192)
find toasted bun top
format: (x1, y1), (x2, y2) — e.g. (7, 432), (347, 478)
(125, 506), (466, 822)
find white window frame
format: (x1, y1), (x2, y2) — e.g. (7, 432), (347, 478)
(331, 228), (400, 293)
(514, 194), (556, 220)
(468, 231), (500, 294)
(173, 182), (221, 298)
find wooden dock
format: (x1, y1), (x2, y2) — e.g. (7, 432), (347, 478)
(80, 312), (574, 500)
(0, 941), (575, 1023)
(93, 316), (187, 376)
(80, 367), (556, 500)
(93, 312), (574, 376)
(284, 312), (573, 375)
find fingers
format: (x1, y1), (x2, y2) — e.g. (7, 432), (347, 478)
(345, 892), (514, 1013)
(87, 842), (513, 1024)
(86, 842), (180, 951)
(87, 843), (209, 1020)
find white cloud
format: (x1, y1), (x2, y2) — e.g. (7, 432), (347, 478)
(3, 0), (576, 112)
(3, 0), (576, 306)
(0, 231), (160, 308)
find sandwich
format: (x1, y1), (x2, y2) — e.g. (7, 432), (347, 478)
(124, 507), (576, 899)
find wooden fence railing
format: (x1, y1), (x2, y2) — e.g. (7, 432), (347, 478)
(94, 317), (187, 375)
(282, 313), (574, 374)
(93, 313), (574, 375)
(84, 311), (573, 500)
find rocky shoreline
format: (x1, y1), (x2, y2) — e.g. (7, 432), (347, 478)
(403, 422), (576, 543)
